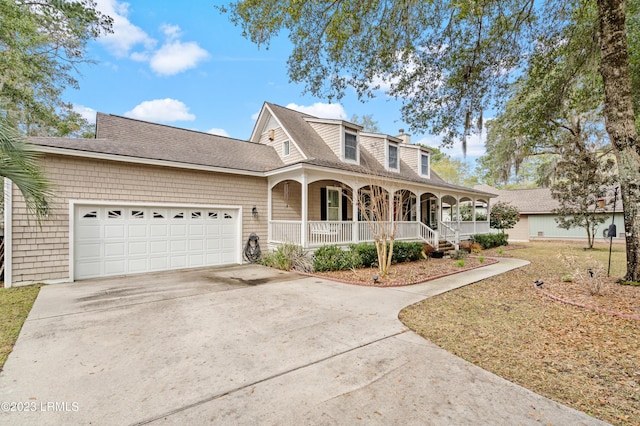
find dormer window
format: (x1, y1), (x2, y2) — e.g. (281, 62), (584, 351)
(283, 139), (290, 156)
(420, 153), (430, 177)
(388, 143), (399, 171)
(344, 130), (358, 162)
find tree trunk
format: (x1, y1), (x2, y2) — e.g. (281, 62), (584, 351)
(597, 0), (640, 280)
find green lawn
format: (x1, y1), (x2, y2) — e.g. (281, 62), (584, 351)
(0, 284), (42, 370)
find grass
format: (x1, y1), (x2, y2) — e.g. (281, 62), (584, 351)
(400, 241), (638, 426)
(0, 284), (42, 370)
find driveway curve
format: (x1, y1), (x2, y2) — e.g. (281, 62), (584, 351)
(0, 260), (608, 425)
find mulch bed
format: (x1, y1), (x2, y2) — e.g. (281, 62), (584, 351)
(305, 256), (499, 287)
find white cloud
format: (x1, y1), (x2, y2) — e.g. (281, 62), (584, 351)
(207, 128), (230, 137)
(73, 105), (97, 124)
(95, 0), (155, 58)
(124, 99), (195, 122)
(150, 40), (210, 76)
(285, 102), (347, 120)
(95, 2), (208, 76)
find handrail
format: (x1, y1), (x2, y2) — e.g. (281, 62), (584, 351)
(418, 222), (438, 249)
(439, 221), (459, 249)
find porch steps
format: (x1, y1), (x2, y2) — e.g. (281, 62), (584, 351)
(438, 240), (456, 254)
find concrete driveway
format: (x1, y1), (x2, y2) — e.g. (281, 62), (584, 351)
(0, 261), (607, 425)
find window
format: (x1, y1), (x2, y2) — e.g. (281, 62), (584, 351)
(388, 143), (399, 170)
(82, 211), (98, 219)
(191, 211), (202, 219)
(326, 187), (341, 221)
(131, 210), (144, 219)
(107, 210), (122, 219)
(282, 140), (290, 156)
(421, 153), (430, 176)
(344, 131), (358, 161)
(208, 211), (218, 219)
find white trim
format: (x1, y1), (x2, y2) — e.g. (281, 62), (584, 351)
(420, 152), (431, 178)
(33, 146), (266, 177)
(68, 200), (243, 282)
(387, 142), (399, 172)
(3, 178), (12, 288)
(342, 127), (359, 164)
(262, 104), (308, 160)
(326, 186), (342, 221)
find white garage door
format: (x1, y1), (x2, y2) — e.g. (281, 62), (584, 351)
(74, 205), (240, 280)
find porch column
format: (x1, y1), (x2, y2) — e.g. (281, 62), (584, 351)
(267, 181), (273, 244)
(415, 192), (422, 224)
(473, 197), (477, 234)
(301, 173), (308, 248)
(351, 185), (359, 243)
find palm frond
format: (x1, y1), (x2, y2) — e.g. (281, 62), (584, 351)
(0, 119), (52, 222)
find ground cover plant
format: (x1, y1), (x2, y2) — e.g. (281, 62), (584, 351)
(400, 241), (638, 426)
(0, 284), (41, 370)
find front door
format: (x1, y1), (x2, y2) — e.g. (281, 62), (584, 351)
(327, 187), (341, 221)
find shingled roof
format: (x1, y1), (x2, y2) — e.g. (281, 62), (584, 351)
(474, 184), (623, 213)
(265, 103), (494, 197)
(31, 113), (284, 173)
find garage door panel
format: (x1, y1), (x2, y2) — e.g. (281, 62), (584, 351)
(170, 224), (187, 237)
(104, 259), (126, 275)
(128, 258), (148, 273)
(76, 242), (101, 258)
(104, 242), (125, 257)
(105, 224), (125, 239)
(150, 241), (168, 254)
(128, 224), (147, 238)
(170, 240), (187, 252)
(128, 241), (148, 256)
(74, 205), (239, 279)
(150, 257), (168, 271)
(150, 224), (168, 237)
(77, 224), (102, 240)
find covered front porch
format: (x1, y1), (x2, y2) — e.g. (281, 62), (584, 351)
(266, 170), (491, 250)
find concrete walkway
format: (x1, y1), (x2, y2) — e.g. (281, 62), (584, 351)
(0, 259), (608, 425)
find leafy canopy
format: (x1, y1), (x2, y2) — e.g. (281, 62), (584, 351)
(0, 0), (112, 135)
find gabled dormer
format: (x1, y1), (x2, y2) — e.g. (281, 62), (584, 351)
(305, 118), (362, 165)
(396, 131), (431, 179)
(359, 132), (402, 172)
(250, 103), (307, 165)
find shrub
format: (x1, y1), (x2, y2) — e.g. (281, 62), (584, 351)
(392, 242), (424, 263)
(456, 259), (466, 267)
(471, 233), (509, 249)
(261, 244), (312, 272)
(349, 243), (379, 268)
(478, 256), (485, 263)
(451, 250), (468, 260)
(313, 245), (362, 272)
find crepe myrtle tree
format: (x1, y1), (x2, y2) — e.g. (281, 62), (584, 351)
(490, 201), (520, 233)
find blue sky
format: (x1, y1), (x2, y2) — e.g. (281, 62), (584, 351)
(66, 0), (487, 161)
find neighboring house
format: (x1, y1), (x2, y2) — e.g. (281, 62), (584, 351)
(2, 102), (494, 287)
(474, 184), (624, 243)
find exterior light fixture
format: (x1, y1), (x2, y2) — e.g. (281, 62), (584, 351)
(252, 206), (258, 219)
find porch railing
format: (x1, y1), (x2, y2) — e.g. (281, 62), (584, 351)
(308, 221), (353, 246)
(269, 220), (483, 249)
(441, 221), (490, 238)
(419, 222), (438, 248)
(269, 220), (302, 245)
(439, 221), (459, 248)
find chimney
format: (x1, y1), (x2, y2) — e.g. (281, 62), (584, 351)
(397, 129), (411, 144)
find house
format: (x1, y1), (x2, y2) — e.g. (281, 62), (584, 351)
(2, 102), (494, 287)
(474, 184), (624, 242)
